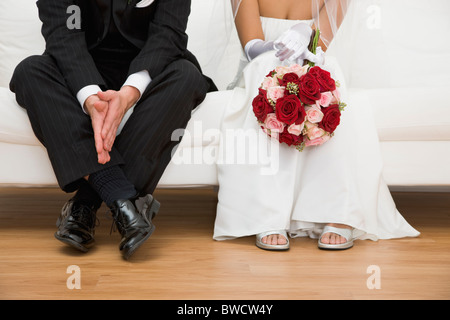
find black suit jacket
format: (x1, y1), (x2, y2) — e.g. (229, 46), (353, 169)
(37, 0), (207, 96)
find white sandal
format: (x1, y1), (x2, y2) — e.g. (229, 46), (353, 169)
(256, 230), (290, 251)
(318, 225), (354, 250)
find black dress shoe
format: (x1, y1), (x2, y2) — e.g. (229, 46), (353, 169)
(137, 194), (160, 223)
(109, 194), (159, 260)
(54, 199), (98, 252)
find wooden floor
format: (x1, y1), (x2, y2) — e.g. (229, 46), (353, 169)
(0, 187), (449, 300)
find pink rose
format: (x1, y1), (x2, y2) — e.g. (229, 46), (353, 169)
(287, 122), (305, 136)
(305, 106), (324, 124)
(289, 64), (309, 78)
(317, 91), (333, 107)
(331, 88), (341, 104)
(275, 66), (291, 77)
(305, 122), (326, 140)
(305, 134), (331, 147)
(261, 76), (278, 90)
(264, 113), (286, 133)
(267, 86), (285, 102)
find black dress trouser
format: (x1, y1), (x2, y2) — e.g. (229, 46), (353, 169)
(9, 53), (210, 195)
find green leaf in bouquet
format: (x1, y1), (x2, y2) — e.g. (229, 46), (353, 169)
(308, 29), (321, 67)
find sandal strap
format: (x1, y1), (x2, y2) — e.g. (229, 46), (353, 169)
(256, 230), (288, 241)
(321, 226), (353, 241)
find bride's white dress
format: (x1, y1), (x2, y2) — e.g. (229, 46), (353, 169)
(213, 17), (420, 241)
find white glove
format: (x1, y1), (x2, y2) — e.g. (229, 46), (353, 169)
(314, 46), (325, 66)
(244, 39), (275, 61)
(274, 22), (322, 65)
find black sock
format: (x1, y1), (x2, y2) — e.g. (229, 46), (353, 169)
(88, 166), (137, 207)
(73, 179), (103, 210)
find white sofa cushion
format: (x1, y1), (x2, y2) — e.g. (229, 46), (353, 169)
(0, 0), (45, 88)
(0, 87), (38, 145)
(364, 87), (450, 141)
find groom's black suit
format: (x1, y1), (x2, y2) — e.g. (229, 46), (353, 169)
(10, 0), (215, 194)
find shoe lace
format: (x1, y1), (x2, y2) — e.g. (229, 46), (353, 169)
(69, 204), (99, 230)
(107, 201), (139, 235)
(109, 215), (118, 235)
(108, 207), (121, 235)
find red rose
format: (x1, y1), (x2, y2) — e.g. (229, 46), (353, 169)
(266, 69), (276, 77)
(309, 66), (336, 92)
(275, 95), (306, 125)
(279, 72), (300, 87)
(252, 88), (273, 122)
(298, 72), (321, 105)
(279, 127), (304, 146)
(319, 104), (341, 133)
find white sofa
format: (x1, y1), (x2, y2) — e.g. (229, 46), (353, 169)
(1, 0), (450, 191)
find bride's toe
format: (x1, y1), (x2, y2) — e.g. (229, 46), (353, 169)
(318, 225), (354, 250)
(256, 230), (290, 251)
(320, 233), (329, 244)
(278, 234), (287, 245)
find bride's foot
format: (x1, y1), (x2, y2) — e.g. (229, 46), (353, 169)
(320, 223), (352, 244)
(261, 233), (288, 246)
(318, 223), (354, 250)
(256, 230), (290, 251)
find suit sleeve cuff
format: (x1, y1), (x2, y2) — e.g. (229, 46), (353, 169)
(76, 85), (102, 114)
(122, 70), (152, 102)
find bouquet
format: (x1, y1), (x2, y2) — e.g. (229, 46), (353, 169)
(252, 31), (346, 152)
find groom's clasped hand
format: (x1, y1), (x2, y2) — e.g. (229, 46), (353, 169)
(84, 87), (140, 164)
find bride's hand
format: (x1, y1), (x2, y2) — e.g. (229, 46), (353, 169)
(274, 22), (321, 65)
(244, 39), (275, 61)
(314, 46), (325, 66)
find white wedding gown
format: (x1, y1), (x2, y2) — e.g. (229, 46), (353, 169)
(213, 17), (420, 242)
